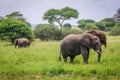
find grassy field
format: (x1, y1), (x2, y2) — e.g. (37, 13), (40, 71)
(0, 36), (120, 80)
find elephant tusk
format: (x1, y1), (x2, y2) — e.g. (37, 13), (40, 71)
(97, 50), (101, 54)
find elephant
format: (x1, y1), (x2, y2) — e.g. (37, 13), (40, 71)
(14, 38), (30, 48)
(59, 33), (102, 64)
(86, 30), (107, 47)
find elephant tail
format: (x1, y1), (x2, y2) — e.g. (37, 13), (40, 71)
(14, 39), (18, 48)
(103, 36), (107, 48)
(58, 49), (62, 61)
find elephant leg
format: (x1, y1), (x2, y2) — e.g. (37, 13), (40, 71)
(61, 50), (68, 62)
(18, 44), (22, 48)
(18, 46), (21, 48)
(15, 45), (17, 48)
(98, 53), (101, 62)
(81, 48), (89, 64)
(82, 53), (88, 64)
(63, 56), (67, 62)
(86, 49), (90, 60)
(70, 56), (75, 63)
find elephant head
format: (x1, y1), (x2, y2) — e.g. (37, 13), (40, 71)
(59, 33), (102, 64)
(89, 35), (102, 53)
(86, 30), (107, 47)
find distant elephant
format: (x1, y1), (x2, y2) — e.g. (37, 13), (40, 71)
(14, 38), (30, 48)
(86, 30), (107, 47)
(59, 33), (102, 64)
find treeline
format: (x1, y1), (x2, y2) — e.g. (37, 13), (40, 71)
(0, 7), (120, 43)
(33, 24), (83, 41)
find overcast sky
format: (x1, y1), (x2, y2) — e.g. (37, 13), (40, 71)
(0, 0), (120, 25)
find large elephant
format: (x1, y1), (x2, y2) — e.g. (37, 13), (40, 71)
(14, 38), (30, 48)
(86, 30), (107, 47)
(59, 33), (102, 64)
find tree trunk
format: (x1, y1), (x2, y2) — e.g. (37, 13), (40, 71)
(60, 23), (63, 29)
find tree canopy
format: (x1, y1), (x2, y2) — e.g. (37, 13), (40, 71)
(0, 18), (33, 44)
(6, 11), (31, 27)
(43, 7), (79, 29)
(113, 8), (120, 22)
(100, 18), (115, 30)
(63, 23), (72, 29)
(34, 24), (63, 41)
(77, 19), (95, 30)
(95, 22), (106, 31)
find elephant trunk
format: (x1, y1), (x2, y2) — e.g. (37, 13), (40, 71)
(97, 49), (101, 62)
(103, 39), (107, 48)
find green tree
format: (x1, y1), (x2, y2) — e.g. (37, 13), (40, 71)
(62, 28), (83, 37)
(113, 8), (120, 22)
(110, 27), (120, 36)
(0, 18), (33, 44)
(109, 22), (120, 35)
(100, 18), (115, 31)
(95, 22), (106, 31)
(77, 19), (95, 30)
(6, 11), (31, 27)
(6, 11), (23, 19)
(43, 7), (79, 29)
(63, 23), (72, 29)
(110, 22), (120, 36)
(115, 22), (120, 26)
(84, 23), (98, 30)
(0, 16), (4, 22)
(34, 24), (63, 41)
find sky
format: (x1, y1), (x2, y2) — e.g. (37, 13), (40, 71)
(0, 0), (120, 25)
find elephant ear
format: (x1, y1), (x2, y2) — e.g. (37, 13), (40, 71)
(79, 33), (92, 48)
(90, 35), (100, 46)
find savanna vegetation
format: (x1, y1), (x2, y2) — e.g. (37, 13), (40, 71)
(0, 36), (120, 80)
(0, 7), (120, 80)
(0, 12), (33, 44)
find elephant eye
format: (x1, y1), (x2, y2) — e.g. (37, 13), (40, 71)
(94, 37), (98, 40)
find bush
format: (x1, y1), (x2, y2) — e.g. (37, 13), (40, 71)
(0, 18), (33, 43)
(109, 27), (120, 36)
(62, 28), (83, 37)
(63, 23), (72, 29)
(34, 24), (83, 40)
(34, 24), (63, 41)
(109, 22), (120, 35)
(84, 23), (98, 30)
(95, 22), (106, 31)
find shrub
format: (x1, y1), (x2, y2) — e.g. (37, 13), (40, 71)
(62, 28), (83, 37)
(34, 24), (63, 41)
(63, 23), (72, 29)
(95, 22), (106, 31)
(109, 22), (120, 35)
(34, 24), (83, 40)
(0, 18), (33, 43)
(84, 23), (98, 30)
(109, 27), (120, 35)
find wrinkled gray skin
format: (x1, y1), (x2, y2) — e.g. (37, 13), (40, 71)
(59, 33), (102, 64)
(86, 30), (107, 48)
(14, 38), (30, 48)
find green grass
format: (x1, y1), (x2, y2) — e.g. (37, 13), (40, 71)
(0, 36), (120, 80)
